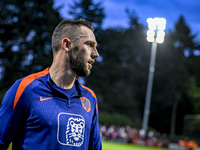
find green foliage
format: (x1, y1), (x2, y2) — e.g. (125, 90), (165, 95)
(184, 119), (200, 139)
(99, 112), (138, 127)
(87, 13), (200, 136)
(0, 0), (62, 103)
(149, 16), (198, 136)
(87, 24), (147, 127)
(188, 79), (200, 114)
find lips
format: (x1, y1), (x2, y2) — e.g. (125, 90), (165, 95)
(88, 60), (94, 69)
(88, 63), (93, 69)
(88, 63), (92, 69)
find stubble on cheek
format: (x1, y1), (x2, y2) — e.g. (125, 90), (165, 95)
(69, 47), (90, 76)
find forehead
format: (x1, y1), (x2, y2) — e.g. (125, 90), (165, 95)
(79, 26), (96, 42)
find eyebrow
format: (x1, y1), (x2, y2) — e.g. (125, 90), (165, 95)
(86, 41), (98, 47)
(72, 35), (98, 47)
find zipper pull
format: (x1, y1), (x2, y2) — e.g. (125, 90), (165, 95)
(67, 99), (70, 104)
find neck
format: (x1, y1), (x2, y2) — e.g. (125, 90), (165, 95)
(49, 51), (76, 89)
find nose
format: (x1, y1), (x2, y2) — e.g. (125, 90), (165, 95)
(91, 48), (99, 59)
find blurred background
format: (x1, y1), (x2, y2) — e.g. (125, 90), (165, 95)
(0, 0), (200, 148)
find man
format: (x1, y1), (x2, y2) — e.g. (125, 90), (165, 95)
(0, 19), (102, 150)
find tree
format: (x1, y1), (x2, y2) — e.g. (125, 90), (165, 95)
(151, 16), (197, 138)
(188, 80), (200, 114)
(68, 0), (105, 33)
(86, 10), (148, 127)
(167, 16), (199, 138)
(0, 0), (62, 103)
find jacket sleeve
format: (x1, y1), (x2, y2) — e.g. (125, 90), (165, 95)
(0, 79), (24, 149)
(88, 101), (102, 150)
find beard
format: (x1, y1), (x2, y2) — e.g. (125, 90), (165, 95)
(69, 46), (91, 76)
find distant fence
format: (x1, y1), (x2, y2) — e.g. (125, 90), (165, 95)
(168, 143), (188, 150)
(184, 114), (200, 120)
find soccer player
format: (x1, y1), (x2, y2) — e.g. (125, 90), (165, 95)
(0, 19), (102, 150)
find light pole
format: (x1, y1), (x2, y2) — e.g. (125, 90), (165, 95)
(142, 17), (166, 136)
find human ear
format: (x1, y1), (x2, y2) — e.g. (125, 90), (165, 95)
(62, 38), (71, 52)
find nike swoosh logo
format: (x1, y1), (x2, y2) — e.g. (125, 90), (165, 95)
(40, 96), (54, 101)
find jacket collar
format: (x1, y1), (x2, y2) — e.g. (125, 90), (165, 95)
(45, 71), (88, 97)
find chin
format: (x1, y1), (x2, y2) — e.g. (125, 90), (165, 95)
(83, 71), (91, 76)
(77, 69), (90, 77)
(83, 68), (91, 76)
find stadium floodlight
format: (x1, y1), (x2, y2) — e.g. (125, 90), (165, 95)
(142, 17), (166, 137)
(146, 17), (166, 43)
(156, 30), (165, 44)
(146, 30), (155, 42)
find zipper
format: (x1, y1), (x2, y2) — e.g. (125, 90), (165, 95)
(67, 99), (70, 104)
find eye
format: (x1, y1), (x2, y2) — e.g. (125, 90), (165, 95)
(85, 42), (97, 50)
(87, 43), (93, 48)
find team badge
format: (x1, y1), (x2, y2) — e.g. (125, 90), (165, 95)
(80, 97), (91, 112)
(57, 113), (85, 147)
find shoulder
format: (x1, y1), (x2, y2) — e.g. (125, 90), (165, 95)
(13, 68), (49, 109)
(81, 85), (97, 99)
(0, 79), (22, 111)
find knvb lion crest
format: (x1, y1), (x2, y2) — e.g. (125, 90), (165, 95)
(66, 117), (85, 146)
(80, 97), (91, 112)
(57, 113), (85, 147)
